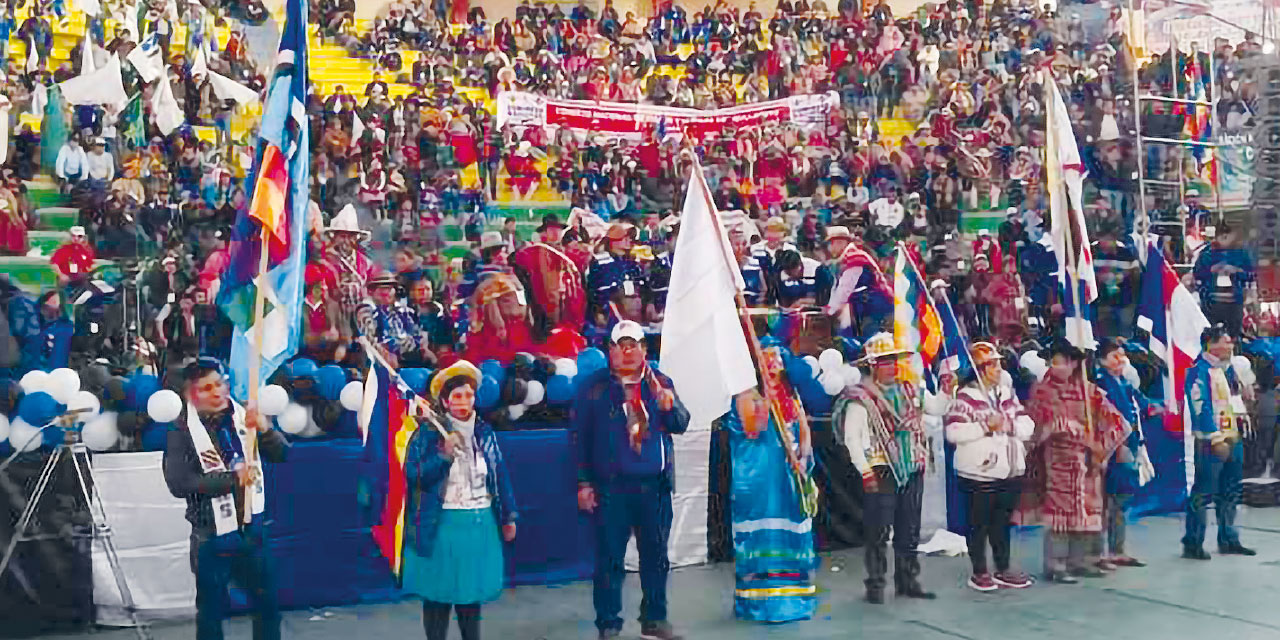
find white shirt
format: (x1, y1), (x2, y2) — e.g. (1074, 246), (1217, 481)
(869, 198), (905, 228)
(442, 416), (492, 510)
(85, 151), (115, 181)
(56, 146), (89, 180)
(1099, 113), (1119, 141)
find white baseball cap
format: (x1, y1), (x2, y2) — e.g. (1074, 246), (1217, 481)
(611, 320), (645, 344)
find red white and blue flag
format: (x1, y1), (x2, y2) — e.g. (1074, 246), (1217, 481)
(1136, 244), (1210, 491)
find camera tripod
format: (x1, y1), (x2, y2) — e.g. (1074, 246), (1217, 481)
(0, 434), (151, 640)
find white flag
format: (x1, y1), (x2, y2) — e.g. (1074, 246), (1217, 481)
(80, 33), (97, 75)
(126, 34), (165, 83)
(60, 55), (128, 108)
(1045, 76), (1097, 349)
(207, 71), (259, 105)
(151, 75), (184, 135)
(659, 161), (757, 426)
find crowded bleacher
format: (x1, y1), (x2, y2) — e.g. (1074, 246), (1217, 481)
(0, 0), (1266, 450)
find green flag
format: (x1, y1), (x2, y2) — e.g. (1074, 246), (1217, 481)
(121, 94), (145, 149)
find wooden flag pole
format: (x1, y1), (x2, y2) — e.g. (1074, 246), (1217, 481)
(242, 225), (270, 524)
(688, 156), (818, 516)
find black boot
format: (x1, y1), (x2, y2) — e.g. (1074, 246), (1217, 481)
(865, 589), (884, 604)
(1182, 545), (1212, 560)
(1219, 543), (1257, 556)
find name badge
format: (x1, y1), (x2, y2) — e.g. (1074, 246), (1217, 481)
(1217, 274), (1232, 287)
(168, 292), (176, 303)
(623, 280), (636, 297)
(515, 290), (526, 306)
(1014, 298), (1025, 310)
(70, 264), (79, 274)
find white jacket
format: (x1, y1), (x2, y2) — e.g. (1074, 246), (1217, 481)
(945, 384), (1035, 482)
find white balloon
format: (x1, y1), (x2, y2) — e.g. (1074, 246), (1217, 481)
(8, 418), (42, 452)
(819, 372), (845, 396)
(258, 385), (290, 416)
(47, 368), (81, 404)
(841, 364), (862, 387)
(803, 355), (821, 378)
(818, 348), (844, 373)
(67, 390), (101, 422)
(555, 358), (578, 378)
(340, 381), (365, 412)
(19, 370), (48, 394)
(81, 412), (119, 451)
(508, 404), (526, 420)
(0, 413), (10, 443)
(523, 380), (545, 406)
(147, 389), (183, 423)
(278, 403), (309, 435)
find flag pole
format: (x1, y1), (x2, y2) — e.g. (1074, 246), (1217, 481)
(1045, 74), (1094, 432)
(241, 224), (269, 523)
(689, 154), (817, 515)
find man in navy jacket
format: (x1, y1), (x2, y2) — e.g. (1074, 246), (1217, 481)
(573, 320), (691, 640)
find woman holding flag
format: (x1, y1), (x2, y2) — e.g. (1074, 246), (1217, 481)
(403, 360), (518, 640)
(722, 337), (818, 623)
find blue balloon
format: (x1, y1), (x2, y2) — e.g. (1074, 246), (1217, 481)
(126, 373), (161, 411)
(141, 424), (170, 451)
(401, 368), (430, 395)
(476, 375), (501, 410)
(18, 391), (61, 426)
(316, 365), (348, 400)
(577, 348), (608, 377)
(784, 355), (814, 384)
(290, 358), (319, 380)
(546, 375), (574, 405)
(480, 360), (506, 386)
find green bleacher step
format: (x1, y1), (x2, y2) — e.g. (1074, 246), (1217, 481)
(35, 207), (80, 231)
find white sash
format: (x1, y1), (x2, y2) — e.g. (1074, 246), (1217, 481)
(186, 401), (265, 536)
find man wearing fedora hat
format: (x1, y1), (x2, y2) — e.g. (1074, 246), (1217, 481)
(586, 223), (647, 328)
(537, 213), (567, 245)
(833, 333), (937, 604)
(357, 272), (430, 369)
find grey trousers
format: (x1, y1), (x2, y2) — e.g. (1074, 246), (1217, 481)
(1044, 531), (1102, 574)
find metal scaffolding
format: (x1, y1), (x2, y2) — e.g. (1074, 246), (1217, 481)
(1131, 17), (1224, 266)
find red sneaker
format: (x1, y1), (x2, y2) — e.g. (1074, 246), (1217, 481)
(968, 573), (998, 592)
(994, 571), (1033, 589)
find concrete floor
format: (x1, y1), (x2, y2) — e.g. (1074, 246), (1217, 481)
(43, 507), (1280, 640)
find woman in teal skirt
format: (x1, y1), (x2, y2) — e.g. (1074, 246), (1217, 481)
(404, 360), (518, 640)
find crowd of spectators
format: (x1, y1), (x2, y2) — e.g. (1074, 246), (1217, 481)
(0, 0), (1269, 444)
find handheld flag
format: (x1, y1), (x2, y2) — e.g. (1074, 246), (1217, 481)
(893, 244), (942, 383)
(1046, 77), (1097, 349)
(659, 159), (756, 426)
(359, 361), (419, 580)
(217, 0), (311, 402)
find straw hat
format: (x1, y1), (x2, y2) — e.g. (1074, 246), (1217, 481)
(858, 332), (912, 363)
(430, 360), (482, 400)
(479, 231), (506, 251)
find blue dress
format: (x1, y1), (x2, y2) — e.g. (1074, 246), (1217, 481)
(723, 407), (817, 623)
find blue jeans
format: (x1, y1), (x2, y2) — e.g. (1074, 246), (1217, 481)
(593, 476), (672, 632)
(1183, 441), (1243, 550)
(190, 524), (281, 640)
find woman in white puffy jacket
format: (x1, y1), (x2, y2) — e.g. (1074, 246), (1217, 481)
(945, 342), (1035, 593)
